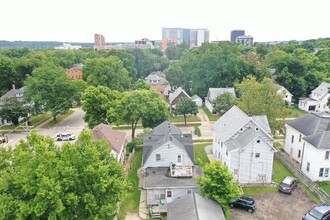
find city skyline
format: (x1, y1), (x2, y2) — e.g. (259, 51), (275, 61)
(1, 0), (329, 43)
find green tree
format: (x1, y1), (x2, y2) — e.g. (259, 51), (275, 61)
(82, 86), (120, 128)
(174, 97), (198, 126)
(109, 90), (168, 140)
(165, 43), (190, 60)
(213, 92), (237, 115)
(236, 75), (287, 133)
(24, 65), (77, 120)
(0, 97), (30, 125)
(0, 130), (128, 219)
(197, 161), (241, 218)
(133, 78), (150, 90)
(0, 56), (17, 95)
(83, 57), (132, 92)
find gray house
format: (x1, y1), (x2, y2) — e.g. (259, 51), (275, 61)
(167, 193), (225, 220)
(142, 121), (202, 211)
(205, 87), (236, 114)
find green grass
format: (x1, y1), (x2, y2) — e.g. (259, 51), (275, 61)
(285, 107), (308, 118)
(0, 124), (16, 130)
(29, 113), (52, 127)
(194, 143), (211, 165)
(118, 146), (143, 219)
(193, 139), (213, 143)
(318, 182), (330, 195)
(242, 186), (276, 195)
(41, 110), (74, 128)
(169, 114), (201, 123)
(202, 107), (220, 121)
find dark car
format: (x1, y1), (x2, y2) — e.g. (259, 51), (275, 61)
(229, 197), (256, 213)
(303, 203), (330, 220)
(278, 176), (298, 194)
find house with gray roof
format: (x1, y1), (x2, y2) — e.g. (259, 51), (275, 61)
(191, 94), (203, 107)
(205, 87), (236, 114)
(168, 87), (191, 112)
(0, 85), (27, 125)
(298, 82), (330, 112)
(145, 71), (171, 100)
(167, 193), (225, 220)
(142, 121), (201, 211)
(274, 84), (293, 105)
(212, 105), (276, 183)
(284, 112), (330, 181)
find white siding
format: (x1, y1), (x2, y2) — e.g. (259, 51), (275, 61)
(205, 99), (214, 113)
(283, 125), (304, 163)
(144, 141), (193, 168)
(238, 137), (274, 183)
(147, 187), (199, 205)
(302, 142), (330, 181)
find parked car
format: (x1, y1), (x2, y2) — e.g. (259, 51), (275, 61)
(303, 203), (330, 220)
(55, 132), (75, 141)
(278, 176), (298, 194)
(229, 196), (256, 213)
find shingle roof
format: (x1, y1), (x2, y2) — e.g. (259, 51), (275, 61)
(225, 128), (260, 151)
(311, 82), (330, 96)
(151, 120), (182, 135)
(92, 123), (126, 154)
(191, 95), (202, 101)
(303, 131), (330, 149)
(252, 115), (271, 134)
(169, 87), (191, 104)
(144, 166), (202, 188)
(167, 193), (225, 220)
(0, 86), (26, 106)
(207, 88), (235, 102)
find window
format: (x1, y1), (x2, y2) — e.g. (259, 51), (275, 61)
(291, 135), (294, 143)
(325, 168), (329, 177)
(256, 140), (260, 143)
(177, 155), (182, 164)
(255, 153), (260, 158)
(221, 142), (223, 148)
(255, 127), (259, 131)
(226, 149), (228, 156)
(234, 169), (238, 174)
(160, 194), (165, 200)
(156, 154), (161, 161)
(320, 168), (324, 177)
(218, 152), (220, 159)
(299, 134), (302, 142)
(307, 162), (310, 172)
(186, 189), (192, 195)
(298, 150), (301, 158)
(166, 191), (172, 198)
(326, 151), (330, 160)
(155, 195), (160, 200)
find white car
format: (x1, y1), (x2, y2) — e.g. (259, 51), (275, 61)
(55, 132), (75, 141)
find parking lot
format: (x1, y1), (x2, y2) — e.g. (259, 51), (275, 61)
(230, 186), (318, 220)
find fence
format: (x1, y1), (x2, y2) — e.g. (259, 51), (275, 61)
(275, 151), (330, 203)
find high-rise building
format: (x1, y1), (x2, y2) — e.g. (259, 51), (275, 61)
(230, 30), (245, 42)
(236, 35), (254, 46)
(162, 27), (209, 48)
(94, 34), (105, 49)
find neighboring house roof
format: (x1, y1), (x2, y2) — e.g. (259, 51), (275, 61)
(169, 87), (191, 104)
(145, 72), (169, 85)
(0, 86), (26, 106)
(167, 193), (225, 220)
(286, 112), (330, 137)
(206, 88), (235, 102)
(274, 84), (293, 96)
(213, 105), (272, 142)
(151, 120), (182, 135)
(69, 63), (83, 70)
(144, 166), (202, 188)
(92, 123), (126, 154)
(191, 94), (202, 102)
(303, 131), (330, 149)
(311, 82), (330, 96)
(225, 128), (260, 151)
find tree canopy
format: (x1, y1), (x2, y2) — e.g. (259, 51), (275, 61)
(197, 161), (241, 218)
(0, 130), (128, 219)
(174, 97), (198, 126)
(213, 92), (237, 115)
(0, 97), (30, 125)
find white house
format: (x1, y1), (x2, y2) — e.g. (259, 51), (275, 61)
(191, 94), (203, 107)
(168, 87), (191, 112)
(212, 106), (276, 184)
(205, 88), (236, 114)
(283, 112), (330, 181)
(142, 121), (201, 209)
(274, 84), (293, 105)
(298, 82), (330, 112)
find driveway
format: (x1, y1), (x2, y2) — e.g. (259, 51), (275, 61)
(230, 187), (318, 220)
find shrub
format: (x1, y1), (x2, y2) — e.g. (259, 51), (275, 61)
(194, 126), (201, 137)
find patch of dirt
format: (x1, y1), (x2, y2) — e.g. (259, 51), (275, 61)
(230, 186), (318, 220)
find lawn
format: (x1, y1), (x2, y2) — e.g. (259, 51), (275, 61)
(318, 181), (330, 195)
(202, 107), (220, 121)
(29, 112), (52, 127)
(285, 107), (308, 118)
(118, 146), (143, 219)
(194, 143), (212, 166)
(169, 114), (200, 123)
(41, 110), (74, 128)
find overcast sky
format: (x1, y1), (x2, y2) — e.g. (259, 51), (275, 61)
(1, 0), (329, 43)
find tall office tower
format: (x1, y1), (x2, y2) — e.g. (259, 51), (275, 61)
(190, 29), (209, 47)
(230, 30), (245, 42)
(162, 27), (209, 47)
(162, 27), (184, 44)
(94, 34), (105, 48)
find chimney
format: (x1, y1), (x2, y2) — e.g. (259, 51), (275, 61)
(12, 84), (15, 90)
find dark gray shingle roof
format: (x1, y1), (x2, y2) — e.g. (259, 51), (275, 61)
(151, 120), (182, 135)
(303, 131), (330, 149)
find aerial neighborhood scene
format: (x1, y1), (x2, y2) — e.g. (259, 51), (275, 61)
(1, 1), (330, 220)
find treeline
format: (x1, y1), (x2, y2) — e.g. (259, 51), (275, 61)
(0, 40), (94, 48)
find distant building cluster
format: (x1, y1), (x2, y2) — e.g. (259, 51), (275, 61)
(230, 30), (254, 46)
(55, 43), (82, 50)
(162, 27), (209, 49)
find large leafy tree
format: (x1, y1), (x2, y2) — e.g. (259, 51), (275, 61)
(236, 75), (287, 133)
(24, 65), (77, 120)
(109, 90), (168, 139)
(0, 131), (128, 219)
(82, 86), (120, 128)
(0, 97), (30, 125)
(0, 56), (17, 96)
(83, 57), (132, 92)
(197, 161), (241, 218)
(213, 92), (237, 115)
(174, 97), (198, 126)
